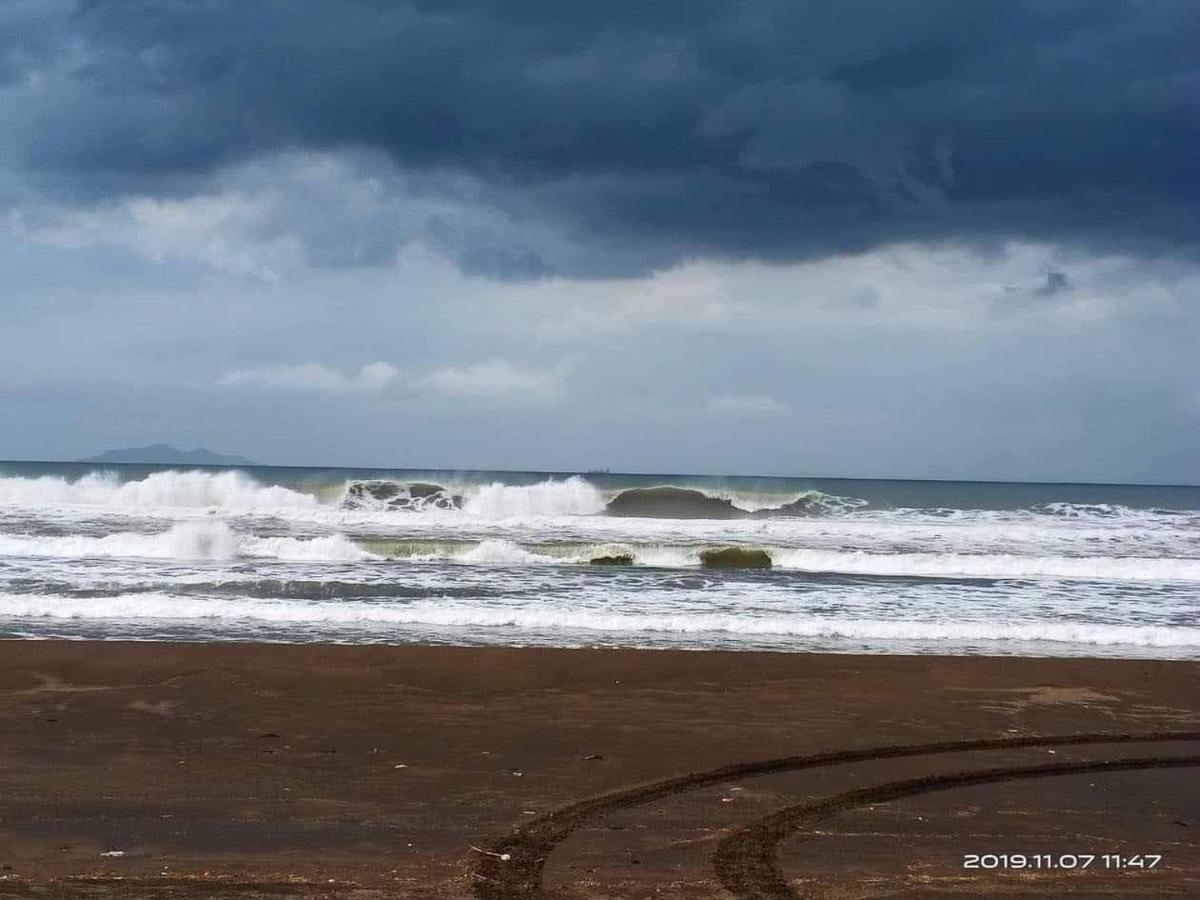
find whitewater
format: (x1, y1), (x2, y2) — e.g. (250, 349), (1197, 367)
(1, 462), (1197, 658)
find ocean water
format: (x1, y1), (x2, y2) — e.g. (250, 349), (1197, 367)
(0, 461), (1197, 658)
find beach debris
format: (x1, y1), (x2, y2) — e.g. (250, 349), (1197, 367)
(394, 763), (408, 769)
(100, 850), (126, 858)
(720, 797), (735, 803)
(509, 768), (524, 777)
(583, 753), (605, 760)
(469, 845), (511, 862)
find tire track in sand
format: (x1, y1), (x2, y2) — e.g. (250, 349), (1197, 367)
(712, 754), (1200, 899)
(470, 731), (1200, 899)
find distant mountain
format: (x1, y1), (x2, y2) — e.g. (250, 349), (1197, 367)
(83, 444), (256, 466)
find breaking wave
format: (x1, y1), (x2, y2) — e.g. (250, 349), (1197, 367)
(461, 477), (607, 517)
(2, 463), (1197, 658)
(4, 524), (1196, 581)
(0, 521), (372, 562)
(0, 469), (873, 521)
(603, 486), (867, 519)
(11, 470), (1187, 527)
(0, 470), (318, 511)
(454, 539), (559, 564)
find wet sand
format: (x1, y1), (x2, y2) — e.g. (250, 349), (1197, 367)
(0, 641), (1196, 898)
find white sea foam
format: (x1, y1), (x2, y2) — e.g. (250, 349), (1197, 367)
(3, 516), (1195, 580)
(0, 471), (318, 511)
(769, 548), (1200, 582)
(2, 467), (1197, 659)
(0, 521), (371, 562)
(301, 539), (1200, 583)
(241, 533), (374, 562)
(455, 539), (559, 564)
(1, 593), (1196, 649)
(461, 477), (607, 518)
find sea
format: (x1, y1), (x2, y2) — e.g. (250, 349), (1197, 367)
(1, 461), (1197, 658)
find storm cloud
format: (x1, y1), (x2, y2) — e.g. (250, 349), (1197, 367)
(1, 1), (1197, 482)
(2, 0), (1196, 276)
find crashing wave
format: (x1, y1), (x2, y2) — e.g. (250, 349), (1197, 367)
(0, 470), (318, 511)
(604, 486), (867, 519)
(462, 477), (608, 518)
(0, 521), (372, 562)
(759, 490), (870, 516)
(455, 539), (559, 564)
(0, 470), (873, 522)
(342, 480), (463, 511)
(586, 543), (636, 565)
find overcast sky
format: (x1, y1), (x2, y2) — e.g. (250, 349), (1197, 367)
(2, 0), (1197, 483)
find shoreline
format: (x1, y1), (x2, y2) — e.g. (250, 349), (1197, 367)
(1, 640), (1197, 897)
(4, 634), (1199, 662)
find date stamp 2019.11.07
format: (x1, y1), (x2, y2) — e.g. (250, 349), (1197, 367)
(963, 853), (1162, 870)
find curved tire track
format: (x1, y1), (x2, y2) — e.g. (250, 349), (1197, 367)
(471, 731), (1200, 899)
(712, 754), (1200, 899)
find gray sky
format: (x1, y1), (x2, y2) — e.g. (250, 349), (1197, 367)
(1, 1), (1197, 482)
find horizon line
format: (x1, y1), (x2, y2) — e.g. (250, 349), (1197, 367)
(1, 457), (1197, 491)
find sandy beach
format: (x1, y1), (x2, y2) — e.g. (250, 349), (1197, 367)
(0, 641), (1196, 898)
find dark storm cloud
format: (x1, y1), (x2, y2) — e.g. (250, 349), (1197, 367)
(4, 0), (1197, 275)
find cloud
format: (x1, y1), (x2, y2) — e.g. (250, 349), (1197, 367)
(220, 362), (398, 393)
(1034, 270), (1072, 297)
(0, 1), (1194, 276)
(412, 359), (566, 401)
(492, 241), (1194, 342)
(2, 3), (1198, 483)
(219, 357), (567, 403)
(706, 394), (792, 418)
(6, 151), (566, 280)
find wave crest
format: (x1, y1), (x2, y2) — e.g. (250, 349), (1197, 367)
(604, 486), (867, 519)
(462, 477), (607, 518)
(0, 521), (372, 562)
(342, 480), (463, 511)
(0, 470), (318, 511)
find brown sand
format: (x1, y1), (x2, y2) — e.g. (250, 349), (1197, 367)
(0, 641), (1196, 898)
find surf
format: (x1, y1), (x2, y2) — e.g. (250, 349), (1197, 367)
(0, 521), (373, 562)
